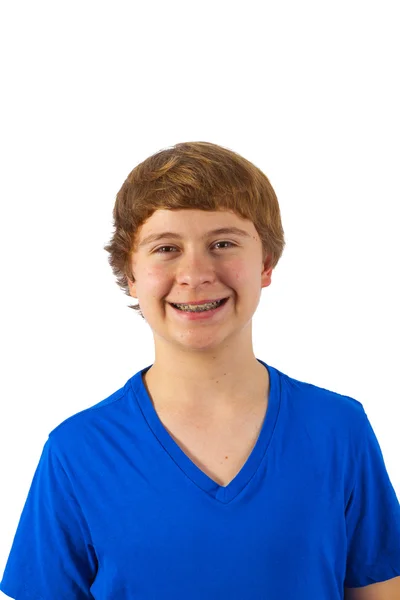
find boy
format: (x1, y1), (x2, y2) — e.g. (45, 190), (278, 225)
(1, 141), (399, 599)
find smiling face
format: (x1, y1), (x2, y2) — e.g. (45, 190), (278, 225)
(127, 209), (273, 356)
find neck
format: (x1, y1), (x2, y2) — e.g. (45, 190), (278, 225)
(143, 354), (269, 416)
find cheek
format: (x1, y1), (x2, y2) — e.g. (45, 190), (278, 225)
(226, 259), (252, 284)
(140, 266), (170, 294)
(226, 260), (261, 301)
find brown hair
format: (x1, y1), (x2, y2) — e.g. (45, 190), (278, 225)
(104, 141), (285, 318)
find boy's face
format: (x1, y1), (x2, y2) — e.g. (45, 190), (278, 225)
(128, 209), (273, 352)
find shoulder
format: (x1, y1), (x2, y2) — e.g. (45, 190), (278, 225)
(46, 380), (131, 459)
(274, 365), (366, 428)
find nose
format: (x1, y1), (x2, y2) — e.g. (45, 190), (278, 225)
(174, 249), (218, 287)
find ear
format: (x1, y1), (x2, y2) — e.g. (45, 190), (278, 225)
(127, 276), (137, 298)
(261, 254), (273, 289)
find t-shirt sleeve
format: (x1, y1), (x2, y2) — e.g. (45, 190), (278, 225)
(0, 436), (97, 599)
(344, 407), (400, 588)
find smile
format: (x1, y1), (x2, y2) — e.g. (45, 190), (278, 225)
(168, 297), (230, 319)
(170, 298), (228, 312)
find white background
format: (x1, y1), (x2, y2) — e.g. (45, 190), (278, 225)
(1, 0), (399, 591)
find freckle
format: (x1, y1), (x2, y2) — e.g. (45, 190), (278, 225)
(225, 456), (228, 460)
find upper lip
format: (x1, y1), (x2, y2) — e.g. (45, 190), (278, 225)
(168, 297), (228, 305)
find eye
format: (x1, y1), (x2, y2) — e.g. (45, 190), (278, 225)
(154, 246), (178, 253)
(154, 241), (236, 254)
(213, 241), (236, 250)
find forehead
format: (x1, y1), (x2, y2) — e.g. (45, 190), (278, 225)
(137, 209), (257, 239)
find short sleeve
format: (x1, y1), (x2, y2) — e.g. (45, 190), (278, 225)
(344, 408), (400, 588)
(0, 437), (97, 599)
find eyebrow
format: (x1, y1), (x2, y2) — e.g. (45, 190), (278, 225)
(138, 227), (252, 247)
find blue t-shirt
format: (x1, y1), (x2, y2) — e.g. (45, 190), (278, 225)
(1, 359), (400, 599)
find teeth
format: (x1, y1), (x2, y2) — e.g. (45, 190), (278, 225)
(173, 299), (223, 312)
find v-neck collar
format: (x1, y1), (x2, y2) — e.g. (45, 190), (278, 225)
(130, 359), (280, 504)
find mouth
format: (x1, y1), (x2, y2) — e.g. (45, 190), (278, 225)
(169, 297), (227, 305)
(168, 297), (229, 313)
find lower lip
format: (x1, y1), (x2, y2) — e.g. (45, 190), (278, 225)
(169, 298), (229, 320)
